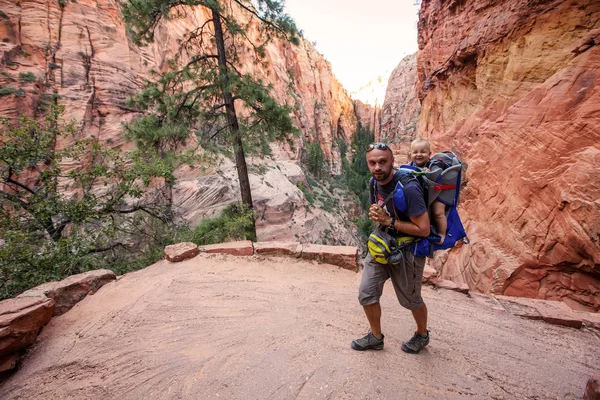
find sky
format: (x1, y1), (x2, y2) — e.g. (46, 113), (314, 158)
(283, 0), (420, 105)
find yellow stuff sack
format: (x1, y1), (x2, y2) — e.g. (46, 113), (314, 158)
(368, 227), (414, 265)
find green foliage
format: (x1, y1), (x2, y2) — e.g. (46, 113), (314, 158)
(306, 141), (326, 179)
(344, 124), (375, 210)
(19, 72), (36, 83)
(1, 71), (14, 81)
(183, 202), (256, 245)
(0, 106), (180, 299)
(354, 217), (375, 238)
(0, 87), (15, 96)
(121, 0), (301, 156)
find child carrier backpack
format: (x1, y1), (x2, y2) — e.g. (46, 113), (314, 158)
(369, 151), (469, 258)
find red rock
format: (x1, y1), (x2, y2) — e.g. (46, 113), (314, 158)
(434, 279), (469, 294)
(254, 241), (302, 258)
(0, 0), (360, 250)
(0, 297), (55, 358)
(415, 0), (600, 310)
(422, 265), (437, 284)
(380, 53), (420, 158)
(301, 244), (358, 272)
(584, 376), (600, 400)
(164, 242), (200, 263)
(18, 270), (116, 316)
(0, 353), (19, 372)
(495, 296), (583, 328)
(354, 100), (381, 137)
(199, 241), (254, 257)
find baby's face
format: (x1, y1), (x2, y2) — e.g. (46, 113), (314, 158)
(410, 143), (431, 167)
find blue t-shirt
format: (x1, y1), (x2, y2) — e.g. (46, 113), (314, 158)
(370, 170), (427, 234)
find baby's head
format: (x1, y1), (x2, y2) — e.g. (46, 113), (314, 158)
(409, 138), (432, 168)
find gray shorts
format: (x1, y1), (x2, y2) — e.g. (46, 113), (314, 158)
(358, 251), (426, 310)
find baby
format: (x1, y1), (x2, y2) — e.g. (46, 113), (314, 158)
(409, 138), (446, 244)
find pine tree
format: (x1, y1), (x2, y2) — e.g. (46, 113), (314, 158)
(121, 0), (301, 239)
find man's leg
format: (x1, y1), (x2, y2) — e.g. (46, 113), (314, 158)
(363, 302), (382, 338)
(411, 302), (428, 336)
(353, 255), (387, 350)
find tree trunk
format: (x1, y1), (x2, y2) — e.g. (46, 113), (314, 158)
(211, 8), (257, 239)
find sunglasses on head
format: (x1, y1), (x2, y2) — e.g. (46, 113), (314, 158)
(367, 142), (392, 152)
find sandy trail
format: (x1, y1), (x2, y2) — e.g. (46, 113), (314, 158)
(0, 253), (598, 399)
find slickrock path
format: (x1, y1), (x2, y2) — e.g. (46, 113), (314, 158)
(1, 254), (598, 399)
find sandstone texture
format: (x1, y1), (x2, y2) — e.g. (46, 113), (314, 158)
(199, 240), (255, 257)
(353, 99), (381, 136)
(17, 269), (116, 316)
(164, 242), (200, 263)
(301, 243), (359, 272)
(380, 53), (421, 160)
(0, 0), (360, 246)
(0, 297), (54, 360)
(0, 254), (597, 399)
(253, 241), (302, 257)
(415, 0), (600, 311)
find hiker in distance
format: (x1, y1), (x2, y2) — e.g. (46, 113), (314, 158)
(352, 142), (431, 353)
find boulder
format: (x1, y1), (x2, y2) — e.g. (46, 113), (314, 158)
(199, 241), (254, 257)
(0, 297), (54, 358)
(301, 244), (358, 271)
(18, 270), (116, 316)
(422, 265), (438, 284)
(0, 353), (19, 373)
(584, 376), (600, 400)
(254, 241), (302, 258)
(164, 242), (200, 263)
(434, 279), (470, 294)
(495, 296), (583, 329)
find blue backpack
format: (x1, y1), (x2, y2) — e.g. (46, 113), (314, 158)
(369, 151), (469, 258)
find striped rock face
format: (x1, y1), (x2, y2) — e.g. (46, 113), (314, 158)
(414, 0), (600, 311)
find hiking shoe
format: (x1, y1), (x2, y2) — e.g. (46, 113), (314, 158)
(401, 330), (430, 354)
(351, 332), (384, 351)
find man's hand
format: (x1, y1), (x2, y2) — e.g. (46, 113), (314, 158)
(369, 204), (392, 226)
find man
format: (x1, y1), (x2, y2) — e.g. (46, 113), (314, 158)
(351, 142), (431, 353)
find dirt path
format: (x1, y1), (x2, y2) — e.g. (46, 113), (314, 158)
(0, 253), (598, 399)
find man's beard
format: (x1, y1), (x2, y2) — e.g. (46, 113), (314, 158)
(372, 170), (390, 182)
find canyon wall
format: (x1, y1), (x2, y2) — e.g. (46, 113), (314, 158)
(416, 0), (600, 311)
(380, 53), (421, 161)
(0, 0), (360, 245)
(353, 99), (380, 136)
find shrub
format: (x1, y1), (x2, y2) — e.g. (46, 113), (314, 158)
(0, 87), (15, 96)
(183, 202), (256, 245)
(306, 140), (326, 179)
(19, 72), (36, 83)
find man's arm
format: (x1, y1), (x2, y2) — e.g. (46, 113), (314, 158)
(369, 207), (430, 237)
(392, 212), (430, 237)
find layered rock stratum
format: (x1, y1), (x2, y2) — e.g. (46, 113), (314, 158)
(415, 0), (600, 311)
(380, 53), (421, 159)
(0, 0), (360, 245)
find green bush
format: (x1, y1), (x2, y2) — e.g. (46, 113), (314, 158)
(0, 87), (15, 96)
(306, 140), (326, 179)
(19, 72), (36, 83)
(183, 202), (256, 245)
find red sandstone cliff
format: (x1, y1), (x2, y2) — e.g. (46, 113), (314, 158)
(353, 100), (380, 136)
(416, 0), (600, 311)
(0, 0), (360, 245)
(380, 53), (420, 159)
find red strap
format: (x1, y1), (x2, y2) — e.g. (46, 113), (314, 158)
(434, 184), (456, 191)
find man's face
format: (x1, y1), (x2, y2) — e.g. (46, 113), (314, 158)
(366, 148), (394, 183)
